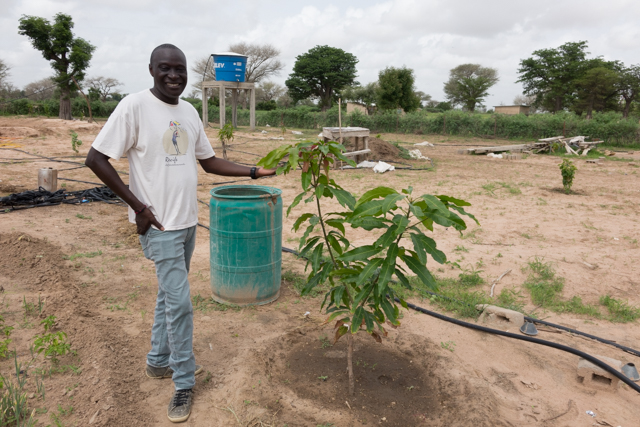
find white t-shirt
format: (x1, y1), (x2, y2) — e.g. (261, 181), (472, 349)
(92, 89), (215, 230)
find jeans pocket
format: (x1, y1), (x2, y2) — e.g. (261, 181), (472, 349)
(139, 228), (154, 260)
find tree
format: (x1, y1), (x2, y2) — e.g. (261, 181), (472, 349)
(276, 90), (294, 109)
(19, 13), (95, 120)
(517, 41), (589, 113)
(617, 65), (640, 118)
(414, 90), (432, 107)
(377, 67), (421, 112)
(342, 82), (378, 105)
(229, 42), (284, 85)
(23, 77), (56, 101)
(0, 59), (9, 89)
(513, 94), (540, 113)
(258, 140), (476, 395)
(444, 64), (498, 112)
(285, 45), (358, 111)
(189, 56), (216, 94)
(256, 81), (285, 103)
(85, 76), (122, 101)
(575, 64), (620, 119)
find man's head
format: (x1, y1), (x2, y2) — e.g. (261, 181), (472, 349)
(149, 44), (188, 105)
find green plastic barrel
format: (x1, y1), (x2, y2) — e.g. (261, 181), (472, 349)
(209, 185), (282, 306)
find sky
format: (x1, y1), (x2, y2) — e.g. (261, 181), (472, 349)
(2, 0), (640, 107)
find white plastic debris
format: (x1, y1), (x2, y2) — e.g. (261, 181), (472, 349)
(356, 161), (378, 168)
(414, 141), (434, 147)
(317, 133), (323, 139)
(291, 130), (303, 135)
(266, 124), (270, 127)
(304, 311), (310, 317)
(614, 237), (619, 241)
(487, 153), (503, 159)
(261, 130), (268, 134)
(373, 161), (395, 174)
(268, 137), (284, 140)
(586, 410), (596, 417)
(408, 149), (430, 160)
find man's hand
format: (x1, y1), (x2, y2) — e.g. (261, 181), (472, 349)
(136, 208), (165, 235)
(256, 167), (276, 178)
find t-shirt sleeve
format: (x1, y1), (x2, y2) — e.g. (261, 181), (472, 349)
(193, 118), (216, 160)
(91, 102), (137, 161)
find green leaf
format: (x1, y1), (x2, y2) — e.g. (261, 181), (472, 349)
(449, 205), (479, 225)
(325, 219), (346, 235)
(326, 233), (343, 256)
(414, 234), (447, 264)
(315, 183), (325, 200)
(301, 272), (323, 296)
(377, 243), (398, 294)
(355, 187), (398, 208)
(351, 306), (365, 333)
(287, 192), (306, 217)
(410, 233), (427, 264)
(363, 311), (375, 333)
(257, 144), (291, 168)
(329, 187), (356, 210)
(350, 217), (389, 230)
(351, 200), (384, 218)
(381, 193), (405, 214)
(436, 195), (471, 207)
(394, 268), (412, 290)
(400, 252), (437, 290)
(421, 195), (450, 216)
(401, 186), (413, 195)
(310, 243), (324, 272)
(353, 282), (374, 307)
(374, 225), (399, 248)
(300, 221), (317, 247)
(339, 245), (381, 262)
(380, 298), (399, 325)
(287, 147), (300, 171)
(299, 236), (321, 256)
(356, 258), (384, 286)
(301, 170), (312, 191)
(292, 213), (314, 232)
(334, 325), (349, 344)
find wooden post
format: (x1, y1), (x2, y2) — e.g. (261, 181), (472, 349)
(494, 116), (497, 138)
(231, 89), (238, 128)
(201, 87), (208, 128)
(250, 87), (256, 130)
(443, 114), (447, 135)
(219, 85), (225, 128)
(563, 120), (566, 137)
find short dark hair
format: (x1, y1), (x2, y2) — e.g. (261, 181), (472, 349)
(150, 44), (184, 65)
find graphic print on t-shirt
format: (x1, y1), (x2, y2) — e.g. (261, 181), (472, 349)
(162, 120), (189, 156)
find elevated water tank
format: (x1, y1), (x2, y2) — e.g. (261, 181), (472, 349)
(212, 52), (248, 82)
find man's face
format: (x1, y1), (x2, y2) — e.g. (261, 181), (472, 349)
(149, 48), (188, 104)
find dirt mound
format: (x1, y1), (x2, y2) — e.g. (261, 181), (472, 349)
(0, 232), (156, 426)
(0, 126), (40, 137)
(345, 136), (405, 162)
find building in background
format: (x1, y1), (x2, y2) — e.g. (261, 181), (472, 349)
(494, 105), (530, 115)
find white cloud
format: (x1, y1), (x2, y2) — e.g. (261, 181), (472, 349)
(2, 0), (640, 107)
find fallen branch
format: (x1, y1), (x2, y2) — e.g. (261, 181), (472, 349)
(490, 269), (512, 297)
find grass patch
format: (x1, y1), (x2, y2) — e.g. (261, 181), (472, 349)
(191, 293), (240, 312)
(523, 257), (601, 318)
(63, 250), (103, 261)
(282, 270), (328, 298)
(599, 295), (640, 323)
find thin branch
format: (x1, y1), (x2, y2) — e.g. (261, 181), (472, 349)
(490, 269), (512, 297)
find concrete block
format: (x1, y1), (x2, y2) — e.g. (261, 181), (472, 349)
(577, 355), (622, 392)
(475, 304), (524, 328)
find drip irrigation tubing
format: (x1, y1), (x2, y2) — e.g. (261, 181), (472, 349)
(0, 186), (125, 213)
(0, 147), (86, 166)
(399, 298), (640, 395)
(279, 245), (640, 360)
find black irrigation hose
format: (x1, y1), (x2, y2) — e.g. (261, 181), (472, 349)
(0, 147), (86, 166)
(400, 298), (640, 395)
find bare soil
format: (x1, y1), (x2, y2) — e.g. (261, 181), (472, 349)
(0, 116), (639, 426)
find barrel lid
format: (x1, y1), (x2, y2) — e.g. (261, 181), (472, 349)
(212, 52), (248, 59)
(210, 185), (282, 199)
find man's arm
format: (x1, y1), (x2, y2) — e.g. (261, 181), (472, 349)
(198, 156), (275, 178)
(85, 147), (164, 234)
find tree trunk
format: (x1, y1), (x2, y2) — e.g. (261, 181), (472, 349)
(586, 96), (594, 120)
(623, 97), (632, 118)
(554, 97), (562, 113)
(347, 333), (354, 396)
(59, 87), (72, 120)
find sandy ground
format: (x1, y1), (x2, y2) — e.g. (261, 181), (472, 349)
(0, 115), (639, 426)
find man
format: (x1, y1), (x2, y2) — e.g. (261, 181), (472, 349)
(85, 44), (275, 423)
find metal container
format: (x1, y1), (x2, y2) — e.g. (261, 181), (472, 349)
(212, 52), (248, 82)
(209, 185), (282, 306)
(37, 168), (58, 192)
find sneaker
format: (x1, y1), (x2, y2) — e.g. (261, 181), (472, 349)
(167, 388), (193, 423)
(146, 364), (204, 379)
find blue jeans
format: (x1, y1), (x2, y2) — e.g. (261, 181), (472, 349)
(139, 226), (196, 390)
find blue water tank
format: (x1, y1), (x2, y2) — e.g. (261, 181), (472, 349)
(212, 52), (248, 82)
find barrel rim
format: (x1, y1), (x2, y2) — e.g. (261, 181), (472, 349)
(212, 52), (248, 59)
(210, 184), (282, 199)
